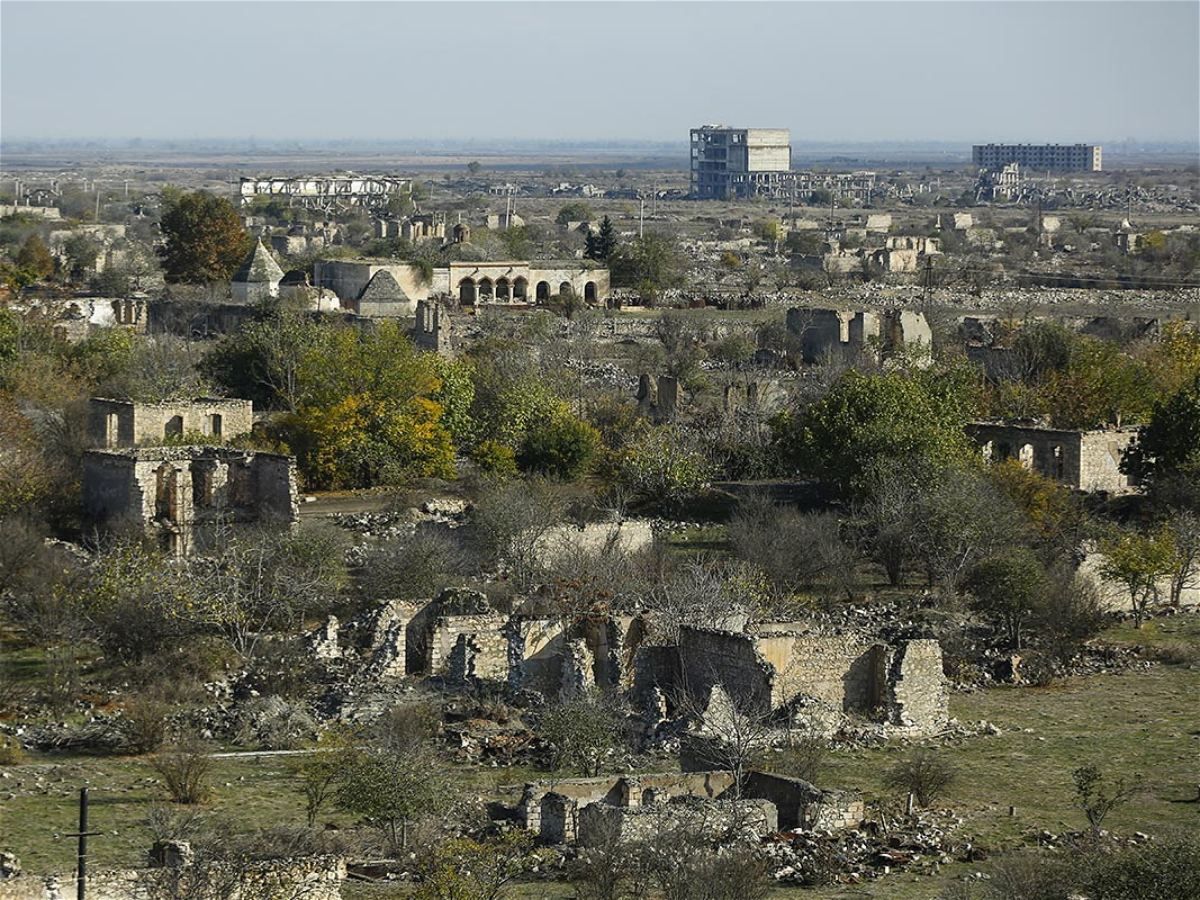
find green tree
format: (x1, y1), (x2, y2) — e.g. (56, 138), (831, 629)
(517, 413), (600, 480)
(555, 202), (594, 226)
(1097, 526), (1177, 628)
(466, 161), (482, 175)
(334, 744), (450, 851)
(615, 425), (713, 511)
(1071, 764), (1142, 836)
(538, 691), (623, 777)
(584, 215), (618, 262)
(61, 233), (100, 282)
(157, 190), (252, 284)
(964, 549), (1048, 648)
(14, 234), (55, 280)
(271, 322), (455, 489)
(1122, 373), (1200, 488)
(777, 369), (976, 498)
(608, 232), (685, 299)
(414, 832), (537, 900)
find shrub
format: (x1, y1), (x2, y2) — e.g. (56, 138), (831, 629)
(1086, 836), (1200, 900)
(883, 749), (957, 808)
(469, 439), (517, 478)
(517, 414), (600, 480)
(151, 734), (214, 804)
(0, 736), (24, 765)
(120, 694), (171, 754)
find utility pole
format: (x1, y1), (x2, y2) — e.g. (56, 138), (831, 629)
(921, 254), (935, 304)
(639, 196), (645, 239)
(65, 788), (101, 900)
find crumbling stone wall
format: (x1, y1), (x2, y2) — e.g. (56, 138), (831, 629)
(886, 639), (949, 733)
(966, 423), (1137, 493)
(576, 798), (777, 846)
(786, 308), (931, 365)
(82, 447), (299, 556)
(0, 857), (344, 900)
(678, 626), (948, 734)
(427, 614), (507, 682)
(742, 772), (863, 831)
(89, 397), (253, 448)
(518, 771), (738, 840)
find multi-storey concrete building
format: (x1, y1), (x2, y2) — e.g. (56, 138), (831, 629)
(972, 143), (1102, 172)
(690, 126), (792, 199)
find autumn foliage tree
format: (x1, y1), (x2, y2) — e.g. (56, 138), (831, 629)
(270, 322), (455, 489)
(157, 190), (252, 284)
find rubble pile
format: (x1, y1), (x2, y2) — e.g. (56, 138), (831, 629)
(763, 809), (971, 885)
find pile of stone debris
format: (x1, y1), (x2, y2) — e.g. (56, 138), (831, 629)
(763, 808), (974, 885)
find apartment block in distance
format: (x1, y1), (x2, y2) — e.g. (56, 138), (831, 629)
(972, 143), (1102, 172)
(690, 126), (792, 199)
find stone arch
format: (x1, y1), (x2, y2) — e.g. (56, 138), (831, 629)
(1052, 444), (1065, 480)
(513, 277), (528, 300)
(155, 464), (179, 522)
(478, 277), (494, 301)
(584, 281), (597, 303)
(495, 277), (510, 301)
(559, 281), (574, 297)
(458, 278), (476, 304)
(1018, 443), (1035, 469)
(536, 281), (551, 301)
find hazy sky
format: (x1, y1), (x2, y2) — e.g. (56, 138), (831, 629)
(2, 1), (1197, 144)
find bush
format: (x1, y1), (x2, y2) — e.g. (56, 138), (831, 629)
(1086, 836), (1200, 900)
(469, 439), (517, 478)
(883, 749), (957, 808)
(517, 415), (600, 480)
(538, 691), (624, 777)
(0, 735), (24, 765)
(120, 694), (171, 754)
(151, 734), (214, 804)
(233, 697), (317, 751)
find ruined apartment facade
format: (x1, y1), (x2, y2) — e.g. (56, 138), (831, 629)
(690, 126), (792, 200)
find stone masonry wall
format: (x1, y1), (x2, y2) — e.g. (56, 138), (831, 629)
(428, 614), (507, 681)
(88, 398), (253, 448)
(0, 857), (344, 900)
(887, 639), (949, 734)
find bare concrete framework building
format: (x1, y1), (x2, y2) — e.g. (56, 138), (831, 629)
(690, 126), (792, 199)
(238, 176), (412, 211)
(966, 423), (1138, 493)
(972, 144), (1102, 172)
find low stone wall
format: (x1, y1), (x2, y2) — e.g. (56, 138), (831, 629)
(576, 798), (776, 847)
(0, 857), (344, 900)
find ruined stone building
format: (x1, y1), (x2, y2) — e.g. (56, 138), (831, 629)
(786, 307), (933, 365)
(231, 239), (286, 304)
(83, 446), (299, 556)
(88, 397), (253, 448)
(314, 258), (610, 314)
(413, 300), (455, 356)
(690, 126), (792, 200)
(972, 143), (1102, 173)
(515, 769), (862, 846)
(966, 422), (1138, 493)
